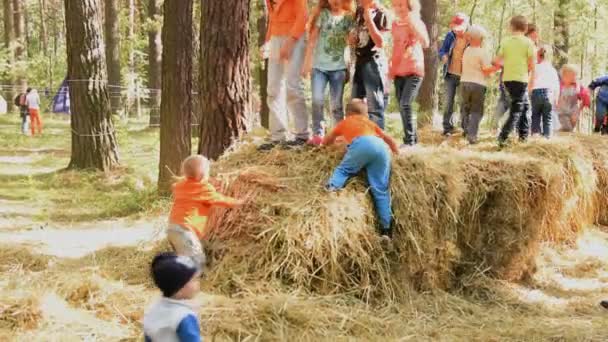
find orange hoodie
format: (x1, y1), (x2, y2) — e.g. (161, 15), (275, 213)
(265, 0), (307, 42)
(169, 178), (239, 238)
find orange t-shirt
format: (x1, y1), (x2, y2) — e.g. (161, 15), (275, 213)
(330, 115), (383, 144)
(169, 178), (239, 238)
(265, 0), (307, 41)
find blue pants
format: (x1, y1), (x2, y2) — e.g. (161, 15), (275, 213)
(352, 58), (388, 129)
(596, 98), (608, 134)
(531, 89), (553, 138)
(311, 68), (346, 136)
(442, 73), (461, 134)
(394, 76), (423, 145)
(327, 136), (392, 231)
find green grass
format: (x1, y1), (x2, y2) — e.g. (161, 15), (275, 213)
(0, 114), (170, 224)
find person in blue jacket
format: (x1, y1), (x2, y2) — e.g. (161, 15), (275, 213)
(438, 13), (469, 136)
(589, 74), (608, 135)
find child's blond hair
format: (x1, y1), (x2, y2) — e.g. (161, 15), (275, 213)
(181, 155), (210, 180)
(560, 64), (579, 77)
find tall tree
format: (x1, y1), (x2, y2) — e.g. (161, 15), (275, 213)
(198, 0), (250, 159)
(418, 0), (439, 127)
(105, 0), (121, 113)
(13, 0), (26, 89)
(3, 0), (14, 106)
(64, 0), (119, 171)
(157, 0), (193, 194)
(554, 0), (569, 68)
(147, 0), (162, 126)
(256, 0), (269, 129)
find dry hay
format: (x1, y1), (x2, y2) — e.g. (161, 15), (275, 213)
(0, 295), (42, 330)
(59, 240), (171, 287)
(203, 136), (608, 301)
(0, 244), (53, 272)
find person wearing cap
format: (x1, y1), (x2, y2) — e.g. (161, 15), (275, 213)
(438, 13), (469, 136)
(323, 99), (399, 238)
(144, 253), (202, 342)
(459, 25), (499, 144)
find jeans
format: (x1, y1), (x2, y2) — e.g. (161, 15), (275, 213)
(499, 81), (529, 142)
(494, 86), (509, 129)
(394, 76), (423, 145)
(20, 113), (29, 134)
(442, 73), (461, 133)
(267, 35), (309, 141)
(352, 56), (388, 129)
(595, 99), (608, 134)
(327, 136), (392, 232)
(531, 89), (553, 138)
(311, 68), (346, 136)
(460, 82), (487, 143)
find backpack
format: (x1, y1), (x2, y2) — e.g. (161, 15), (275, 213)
(14, 94), (23, 107)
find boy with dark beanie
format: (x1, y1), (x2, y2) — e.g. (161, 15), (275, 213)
(144, 253), (202, 342)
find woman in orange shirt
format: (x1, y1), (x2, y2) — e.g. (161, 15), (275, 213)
(323, 99), (399, 238)
(168, 155), (242, 265)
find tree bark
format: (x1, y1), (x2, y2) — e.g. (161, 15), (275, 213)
(13, 0), (26, 90)
(553, 0), (569, 68)
(147, 0), (162, 126)
(257, 0), (269, 129)
(418, 0), (439, 127)
(157, 0), (193, 195)
(3, 0), (14, 106)
(198, 0), (250, 160)
(64, 0), (120, 171)
(105, 0), (121, 113)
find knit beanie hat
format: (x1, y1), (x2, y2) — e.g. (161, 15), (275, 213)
(151, 252), (201, 298)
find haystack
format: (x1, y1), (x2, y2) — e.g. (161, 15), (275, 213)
(204, 135), (608, 302)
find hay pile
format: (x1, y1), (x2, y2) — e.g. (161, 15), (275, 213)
(0, 295), (42, 330)
(204, 135), (608, 301)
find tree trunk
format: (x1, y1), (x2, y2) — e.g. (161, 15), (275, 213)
(105, 0), (121, 114)
(64, 0), (120, 171)
(39, 0), (48, 55)
(553, 0), (569, 68)
(13, 0), (26, 90)
(3, 0), (14, 107)
(191, 0), (201, 136)
(157, 0), (193, 195)
(257, 0), (269, 128)
(198, 0), (250, 160)
(418, 0), (439, 127)
(128, 0), (136, 72)
(147, 0), (162, 126)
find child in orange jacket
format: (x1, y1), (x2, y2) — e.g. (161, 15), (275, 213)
(324, 99), (399, 238)
(168, 155), (242, 265)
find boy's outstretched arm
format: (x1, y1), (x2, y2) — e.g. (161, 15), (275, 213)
(322, 131), (339, 146)
(198, 183), (243, 208)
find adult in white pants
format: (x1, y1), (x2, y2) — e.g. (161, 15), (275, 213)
(260, 0), (309, 150)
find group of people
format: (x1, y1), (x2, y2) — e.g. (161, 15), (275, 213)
(14, 88), (43, 136)
(142, 1), (608, 340)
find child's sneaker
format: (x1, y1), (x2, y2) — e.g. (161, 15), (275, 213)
(307, 135), (324, 146)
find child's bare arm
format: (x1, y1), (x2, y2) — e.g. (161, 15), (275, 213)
(378, 130), (400, 154)
(527, 56), (536, 90)
(363, 8), (384, 48)
(322, 131), (339, 146)
(409, 15), (430, 48)
(302, 26), (320, 77)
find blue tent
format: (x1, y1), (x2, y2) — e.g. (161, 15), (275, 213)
(51, 79), (70, 114)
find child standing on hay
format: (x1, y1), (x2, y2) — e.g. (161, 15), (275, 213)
(458, 24), (498, 144)
(493, 16), (536, 147)
(144, 252), (202, 342)
(389, 0), (429, 146)
(302, 0), (355, 146)
(168, 155), (242, 265)
(438, 13), (469, 137)
(349, 0), (390, 129)
(530, 45), (560, 138)
(556, 64), (591, 132)
(588, 74), (608, 135)
(323, 99), (399, 238)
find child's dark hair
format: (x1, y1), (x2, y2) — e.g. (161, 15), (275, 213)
(346, 99), (368, 116)
(525, 23), (537, 37)
(510, 15), (528, 33)
(537, 45), (551, 62)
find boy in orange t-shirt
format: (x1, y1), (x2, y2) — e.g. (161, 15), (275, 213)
(168, 155), (242, 265)
(323, 99), (399, 238)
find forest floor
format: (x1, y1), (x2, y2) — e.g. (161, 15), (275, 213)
(1, 115), (608, 341)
